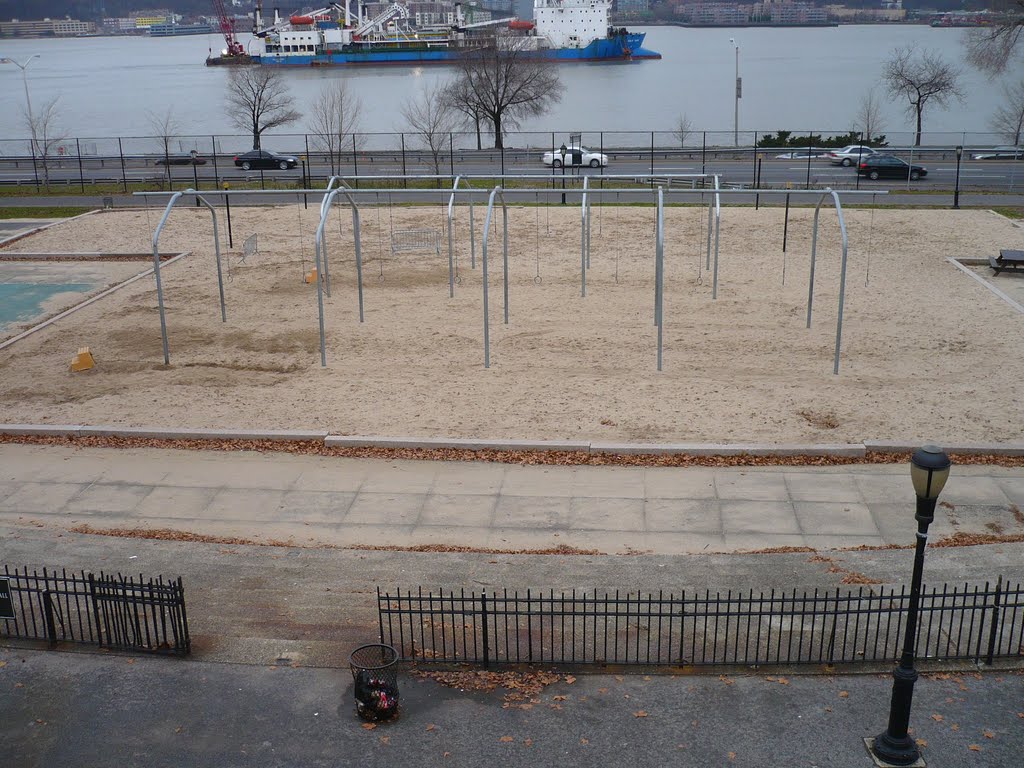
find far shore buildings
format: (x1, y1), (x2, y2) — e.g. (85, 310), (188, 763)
(0, 18), (96, 37)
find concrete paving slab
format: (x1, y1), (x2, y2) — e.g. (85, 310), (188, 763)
(135, 486), (218, 520)
(360, 466), (437, 495)
(643, 468), (717, 499)
(803, 534), (888, 550)
(855, 473), (912, 504)
(160, 460), (301, 491)
(344, 492), (426, 526)
(0, 481), (21, 503)
(291, 463), (369, 493)
(867, 503), (920, 545)
(20, 455), (114, 484)
(336, 523), (415, 547)
(500, 465), (576, 497)
(419, 494), (497, 527)
(569, 466), (646, 499)
(430, 463), (505, 495)
(484, 527), (573, 551)
(493, 496), (571, 529)
(643, 498), (721, 533)
(568, 497), (645, 531)
(784, 472), (864, 503)
(637, 532), (727, 554)
(64, 483), (153, 515)
(995, 477), (1024, 506)
(278, 490), (356, 524)
(721, 501), (801, 534)
(96, 460), (169, 486)
(407, 525), (494, 547)
(793, 501), (880, 536)
(204, 488), (288, 522)
(0, 482), (86, 513)
(939, 475), (1014, 506)
(715, 471), (791, 501)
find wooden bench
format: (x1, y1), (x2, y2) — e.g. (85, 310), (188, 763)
(991, 249), (1024, 275)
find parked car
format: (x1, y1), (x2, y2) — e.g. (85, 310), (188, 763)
(857, 155), (928, 181)
(826, 145), (877, 166)
(233, 150), (299, 171)
(972, 146), (1023, 160)
(541, 146), (608, 168)
(156, 155), (207, 166)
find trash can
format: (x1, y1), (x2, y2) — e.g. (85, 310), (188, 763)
(349, 643), (400, 722)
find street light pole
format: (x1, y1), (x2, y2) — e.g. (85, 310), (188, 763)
(729, 39), (740, 147)
(1, 54), (40, 129)
(869, 445), (952, 767)
(953, 146), (963, 209)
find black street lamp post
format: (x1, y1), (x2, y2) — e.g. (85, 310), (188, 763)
(559, 144), (567, 205)
(953, 146), (963, 209)
(869, 445), (952, 766)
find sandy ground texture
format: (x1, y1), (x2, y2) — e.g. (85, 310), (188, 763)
(0, 204), (1022, 444)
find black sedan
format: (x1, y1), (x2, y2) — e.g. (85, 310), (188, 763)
(856, 155), (928, 181)
(233, 150), (299, 171)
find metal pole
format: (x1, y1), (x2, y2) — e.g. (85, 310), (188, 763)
(805, 132), (813, 189)
(782, 193), (790, 253)
(752, 133), (757, 187)
(30, 136), (40, 192)
(871, 470), (944, 766)
(701, 131), (706, 175)
(712, 192), (721, 299)
(830, 190), (849, 375)
(193, 162), (200, 201)
(481, 187), (501, 368)
(807, 193), (825, 328)
(352, 134), (359, 186)
(656, 186), (664, 371)
(76, 137), (85, 192)
(210, 136), (219, 190)
(581, 177), (588, 297)
(469, 196), (476, 270)
(151, 191), (185, 365)
(732, 41), (740, 146)
(225, 192), (233, 248)
(118, 137), (128, 194)
(650, 131), (655, 186)
(502, 202), (509, 325)
(449, 132), (455, 182)
(401, 133), (407, 188)
(953, 146), (963, 209)
(447, 193), (455, 298)
(755, 156), (762, 209)
(352, 205), (364, 322)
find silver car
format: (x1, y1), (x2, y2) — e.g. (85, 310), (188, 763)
(826, 145), (877, 167)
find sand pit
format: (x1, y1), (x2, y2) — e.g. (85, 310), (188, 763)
(0, 203), (1021, 444)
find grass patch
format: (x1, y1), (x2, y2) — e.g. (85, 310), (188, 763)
(991, 206), (1024, 219)
(0, 206), (93, 219)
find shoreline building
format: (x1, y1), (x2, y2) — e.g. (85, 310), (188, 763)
(0, 18), (96, 37)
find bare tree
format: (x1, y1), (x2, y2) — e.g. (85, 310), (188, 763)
(446, 37), (561, 149)
(443, 76), (488, 150)
(852, 89), (886, 144)
(964, 2), (1024, 75)
(990, 79), (1024, 145)
(24, 96), (65, 189)
(882, 46), (964, 146)
(226, 67), (301, 150)
(147, 107), (181, 187)
(672, 113), (693, 148)
(309, 81), (362, 176)
(400, 81), (459, 184)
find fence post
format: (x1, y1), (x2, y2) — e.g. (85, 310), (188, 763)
(42, 590), (57, 647)
(450, 132), (455, 183)
(805, 131), (813, 189)
(752, 132), (757, 186)
(650, 130), (655, 187)
(480, 590), (490, 668)
(177, 576), (191, 655)
(701, 131), (706, 176)
(400, 133), (407, 188)
(352, 133), (359, 187)
(118, 137), (128, 194)
(985, 576), (1003, 665)
(88, 573), (103, 648)
(304, 133), (311, 188)
(210, 136), (219, 190)
(76, 137), (85, 192)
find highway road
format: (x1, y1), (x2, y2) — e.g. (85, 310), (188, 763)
(2, 150), (1024, 193)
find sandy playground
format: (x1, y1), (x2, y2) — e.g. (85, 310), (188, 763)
(0, 201), (1022, 444)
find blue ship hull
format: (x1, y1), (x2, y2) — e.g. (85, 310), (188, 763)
(254, 32), (659, 66)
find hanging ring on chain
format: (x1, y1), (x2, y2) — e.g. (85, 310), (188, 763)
(378, 273), (385, 283)
(455, 274), (463, 285)
(534, 275), (543, 285)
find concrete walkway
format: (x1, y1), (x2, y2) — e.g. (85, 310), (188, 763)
(2, 443), (1023, 555)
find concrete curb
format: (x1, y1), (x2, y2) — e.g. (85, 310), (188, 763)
(590, 442), (867, 458)
(324, 436), (592, 452)
(0, 209), (101, 249)
(2, 425), (1024, 458)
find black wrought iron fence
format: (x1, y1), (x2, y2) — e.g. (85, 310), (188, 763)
(1, 565), (190, 656)
(378, 580), (1023, 669)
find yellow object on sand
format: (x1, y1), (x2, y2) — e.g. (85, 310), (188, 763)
(305, 267), (318, 284)
(70, 347), (95, 372)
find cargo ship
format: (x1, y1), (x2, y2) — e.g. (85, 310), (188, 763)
(241, 0), (659, 66)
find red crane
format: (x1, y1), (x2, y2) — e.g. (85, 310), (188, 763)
(212, 0), (245, 56)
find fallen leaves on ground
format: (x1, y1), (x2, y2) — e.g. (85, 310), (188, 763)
(838, 691), (850, 698)
(727, 752), (736, 760)
(361, 723), (377, 731)
(932, 714), (944, 722)
(984, 730), (995, 739)
(633, 711), (648, 718)
(379, 736), (390, 745)
(499, 736), (514, 743)
(969, 744), (983, 752)
(425, 724), (436, 732)
(412, 669), (565, 706)
(915, 739), (927, 748)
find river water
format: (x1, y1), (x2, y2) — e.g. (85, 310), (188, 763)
(0, 25), (1016, 146)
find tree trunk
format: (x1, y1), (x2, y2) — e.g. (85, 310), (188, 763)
(253, 129), (261, 150)
(475, 116), (482, 151)
(493, 113), (504, 150)
(914, 104), (923, 147)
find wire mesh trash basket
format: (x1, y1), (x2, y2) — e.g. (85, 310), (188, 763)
(349, 644), (400, 722)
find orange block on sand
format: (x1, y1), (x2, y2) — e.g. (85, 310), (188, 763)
(70, 347), (95, 372)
